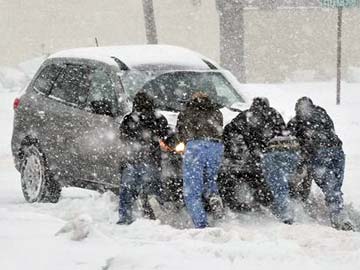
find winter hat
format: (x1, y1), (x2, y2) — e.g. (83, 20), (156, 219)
(191, 91), (208, 101)
(190, 92), (213, 109)
(295, 97), (314, 117)
(251, 97), (269, 111)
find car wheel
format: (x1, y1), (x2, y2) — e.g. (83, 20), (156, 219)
(20, 145), (61, 203)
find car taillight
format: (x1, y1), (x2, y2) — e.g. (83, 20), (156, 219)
(13, 98), (20, 110)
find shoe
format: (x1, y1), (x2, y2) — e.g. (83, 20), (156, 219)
(209, 194), (225, 220)
(140, 195), (156, 220)
(283, 218), (294, 225)
(330, 210), (354, 231)
(331, 219), (354, 231)
(272, 202), (294, 225)
(116, 218), (134, 225)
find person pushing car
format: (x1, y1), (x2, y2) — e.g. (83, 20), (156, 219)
(117, 91), (169, 225)
(176, 92), (224, 228)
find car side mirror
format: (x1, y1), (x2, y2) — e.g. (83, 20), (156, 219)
(89, 100), (114, 117)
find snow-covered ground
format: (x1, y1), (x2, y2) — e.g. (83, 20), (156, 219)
(1, 80), (360, 270)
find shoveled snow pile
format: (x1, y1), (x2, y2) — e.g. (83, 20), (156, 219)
(0, 55), (46, 92)
(0, 66), (28, 92)
(1, 81), (360, 270)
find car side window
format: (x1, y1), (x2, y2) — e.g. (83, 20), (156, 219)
(86, 68), (118, 116)
(210, 74), (243, 104)
(33, 64), (63, 95)
(50, 64), (90, 105)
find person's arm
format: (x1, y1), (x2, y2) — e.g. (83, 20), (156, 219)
(156, 115), (172, 152)
(157, 115), (170, 140)
(318, 107), (336, 132)
(119, 115), (132, 141)
(175, 111), (186, 142)
(272, 108), (286, 135)
(223, 113), (249, 159)
(216, 109), (224, 129)
(287, 117), (298, 136)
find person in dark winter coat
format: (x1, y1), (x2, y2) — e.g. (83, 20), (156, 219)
(219, 97), (286, 210)
(288, 97), (353, 230)
(117, 91), (169, 225)
(223, 97), (285, 163)
(176, 92), (224, 228)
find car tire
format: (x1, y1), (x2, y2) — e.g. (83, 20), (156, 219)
(20, 144), (61, 203)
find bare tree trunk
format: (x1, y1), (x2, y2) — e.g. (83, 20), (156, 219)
(142, 0), (158, 44)
(216, 0), (246, 83)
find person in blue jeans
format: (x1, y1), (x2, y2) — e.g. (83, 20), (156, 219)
(176, 92), (224, 228)
(262, 135), (301, 224)
(288, 97), (353, 231)
(118, 163), (162, 224)
(118, 92), (169, 225)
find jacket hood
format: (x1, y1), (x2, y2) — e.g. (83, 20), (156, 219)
(133, 91), (155, 113)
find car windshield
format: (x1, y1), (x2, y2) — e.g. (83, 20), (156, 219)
(119, 70), (245, 112)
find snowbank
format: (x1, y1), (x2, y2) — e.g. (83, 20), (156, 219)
(347, 66), (360, 83)
(0, 55), (47, 93)
(0, 66), (27, 92)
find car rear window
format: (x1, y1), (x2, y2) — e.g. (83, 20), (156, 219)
(50, 64), (91, 106)
(33, 64), (63, 95)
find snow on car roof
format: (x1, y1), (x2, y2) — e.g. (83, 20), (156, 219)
(48, 45), (218, 71)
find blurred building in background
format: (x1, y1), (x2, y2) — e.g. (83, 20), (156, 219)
(0, 0), (359, 82)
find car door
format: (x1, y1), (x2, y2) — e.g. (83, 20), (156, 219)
(47, 63), (92, 182)
(22, 62), (66, 175)
(74, 65), (125, 187)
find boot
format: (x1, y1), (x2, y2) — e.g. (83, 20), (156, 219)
(330, 209), (354, 231)
(209, 194), (225, 220)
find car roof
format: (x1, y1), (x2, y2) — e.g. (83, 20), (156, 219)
(48, 45), (220, 71)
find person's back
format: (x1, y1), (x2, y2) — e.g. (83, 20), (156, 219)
(223, 97), (285, 164)
(288, 99), (342, 156)
(176, 94), (223, 143)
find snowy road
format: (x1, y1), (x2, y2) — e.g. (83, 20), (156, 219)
(1, 83), (360, 270)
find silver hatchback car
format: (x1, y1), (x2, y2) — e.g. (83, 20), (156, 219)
(11, 45), (246, 203)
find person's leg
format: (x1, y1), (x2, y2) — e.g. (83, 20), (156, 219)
(183, 141), (207, 228)
(140, 163), (162, 220)
(118, 165), (138, 224)
(203, 142), (225, 218)
(204, 142), (224, 196)
(142, 164), (162, 200)
(217, 166), (239, 210)
(310, 148), (350, 229)
(262, 151), (299, 223)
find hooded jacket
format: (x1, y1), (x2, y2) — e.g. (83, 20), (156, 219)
(120, 92), (169, 165)
(287, 98), (342, 156)
(223, 98), (286, 161)
(176, 95), (223, 143)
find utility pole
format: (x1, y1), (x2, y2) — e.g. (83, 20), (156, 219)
(336, 7), (343, 105)
(216, 0), (246, 83)
(142, 0), (158, 44)
(321, 0), (359, 105)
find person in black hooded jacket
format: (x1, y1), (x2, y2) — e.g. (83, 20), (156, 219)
(117, 91), (169, 225)
(219, 97), (285, 210)
(287, 97), (353, 230)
